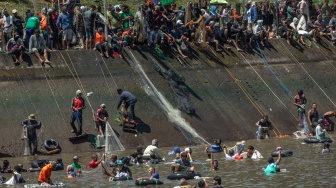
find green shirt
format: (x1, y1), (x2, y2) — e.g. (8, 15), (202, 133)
(120, 12), (133, 29)
(25, 17), (40, 30)
(107, 12), (120, 29)
(71, 163), (82, 170)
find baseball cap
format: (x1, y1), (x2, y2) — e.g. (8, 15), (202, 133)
(176, 20), (183, 25)
(116, 160), (124, 165)
(12, 9), (18, 14)
(73, 156), (78, 160)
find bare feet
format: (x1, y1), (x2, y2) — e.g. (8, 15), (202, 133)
(182, 55), (187, 58)
(287, 40), (290, 44)
(237, 48), (244, 52)
(105, 53), (109, 58)
(216, 49), (222, 52)
(260, 41), (265, 47)
(313, 38), (317, 42)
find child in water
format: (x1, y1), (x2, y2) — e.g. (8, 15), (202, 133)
(264, 147), (282, 174)
(1, 160), (12, 173)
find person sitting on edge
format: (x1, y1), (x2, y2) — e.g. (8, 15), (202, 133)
(316, 119), (326, 141)
(94, 27), (109, 57)
(321, 110), (336, 131)
(143, 139), (166, 162)
(6, 33), (25, 65)
(89, 154), (103, 169)
(71, 156), (82, 170)
(109, 154), (118, 167)
(29, 30), (51, 65)
(104, 160), (132, 178)
(212, 176), (222, 188)
(211, 160), (219, 171)
(38, 161), (54, 185)
(137, 167), (159, 181)
(322, 142), (333, 154)
(171, 152), (195, 173)
(264, 147), (282, 174)
(256, 115), (273, 139)
(117, 89), (137, 124)
(95, 104), (109, 136)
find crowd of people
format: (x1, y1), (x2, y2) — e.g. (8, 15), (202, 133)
(1, 0), (336, 65)
(0, 137), (331, 186)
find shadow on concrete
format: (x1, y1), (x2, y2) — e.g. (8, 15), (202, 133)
(0, 153), (14, 158)
(69, 133), (95, 146)
(136, 117), (151, 134)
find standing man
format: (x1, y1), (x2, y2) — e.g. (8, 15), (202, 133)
(307, 103), (319, 130)
(321, 110), (336, 131)
(25, 15), (40, 48)
(120, 6), (134, 30)
(70, 90), (86, 136)
(95, 104), (109, 136)
(300, 0), (309, 22)
(12, 9), (25, 39)
(293, 90), (307, 128)
(56, 7), (73, 50)
(21, 114), (42, 156)
(117, 89), (137, 123)
(2, 9), (13, 49)
(83, 5), (97, 50)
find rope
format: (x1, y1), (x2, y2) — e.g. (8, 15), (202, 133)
(278, 40), (336, 107)
(239, 53), (299, 129)
(193, 47), (263, 135)
(255, 41), (294, 99)
(41, 67), (71, 134)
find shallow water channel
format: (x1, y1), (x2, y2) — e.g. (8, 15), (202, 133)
(1, 134), (335, 187)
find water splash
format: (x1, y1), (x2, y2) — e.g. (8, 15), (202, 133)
(127, 50), (209, 145)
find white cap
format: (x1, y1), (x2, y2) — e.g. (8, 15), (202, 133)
(209, 21), (215, 25)
(76, 90), (82, 95)
(12, 9), (18, 14)
(100, 103), (106, 108)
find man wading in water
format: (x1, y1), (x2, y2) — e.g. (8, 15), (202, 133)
(307, 103), (319, 132)
(293, 90), (307, 129)
(21, 114), (42, 156)
(70, 90), (86, 136)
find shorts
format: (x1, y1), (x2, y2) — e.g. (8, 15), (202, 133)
(62, 29), (73, 41)
(85, 27), (94, 39)
(95, 42), (107, 48)
(95, 121), (106, 132)
(31, 48), (46, 53)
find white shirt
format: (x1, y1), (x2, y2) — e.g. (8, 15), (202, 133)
(247, 9), (252, 24)
(3, 15), (13, 33)
(143, 145), (162, 159)
(225, 154), (237, 160)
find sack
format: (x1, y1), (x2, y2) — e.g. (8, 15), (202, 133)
(5, 176), (16, 185)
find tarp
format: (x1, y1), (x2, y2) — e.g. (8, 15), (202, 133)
(209, 0), (228, 5)
(160, 0), (174, 6)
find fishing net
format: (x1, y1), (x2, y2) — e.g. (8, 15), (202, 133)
(105, 121), (125, 154)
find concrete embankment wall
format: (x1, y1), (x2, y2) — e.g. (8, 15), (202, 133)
(0, 38), (335, 156)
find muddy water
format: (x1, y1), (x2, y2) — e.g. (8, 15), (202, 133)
(1, 134), (335, 187)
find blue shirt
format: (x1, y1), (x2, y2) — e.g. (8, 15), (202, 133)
(117, 91), (137, 108)
(176, 159), (191, 167)
(56, 12), (72, 30)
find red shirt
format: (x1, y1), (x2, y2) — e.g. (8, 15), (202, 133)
(96, 108), (109, 122)
(89, 160), (100, 168)
(72, 97), (85, 112)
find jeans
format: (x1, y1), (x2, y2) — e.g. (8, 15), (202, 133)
(27, 135), (38, 155)
(70, 110), (83, 135)
(125, 102), (136, 121)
